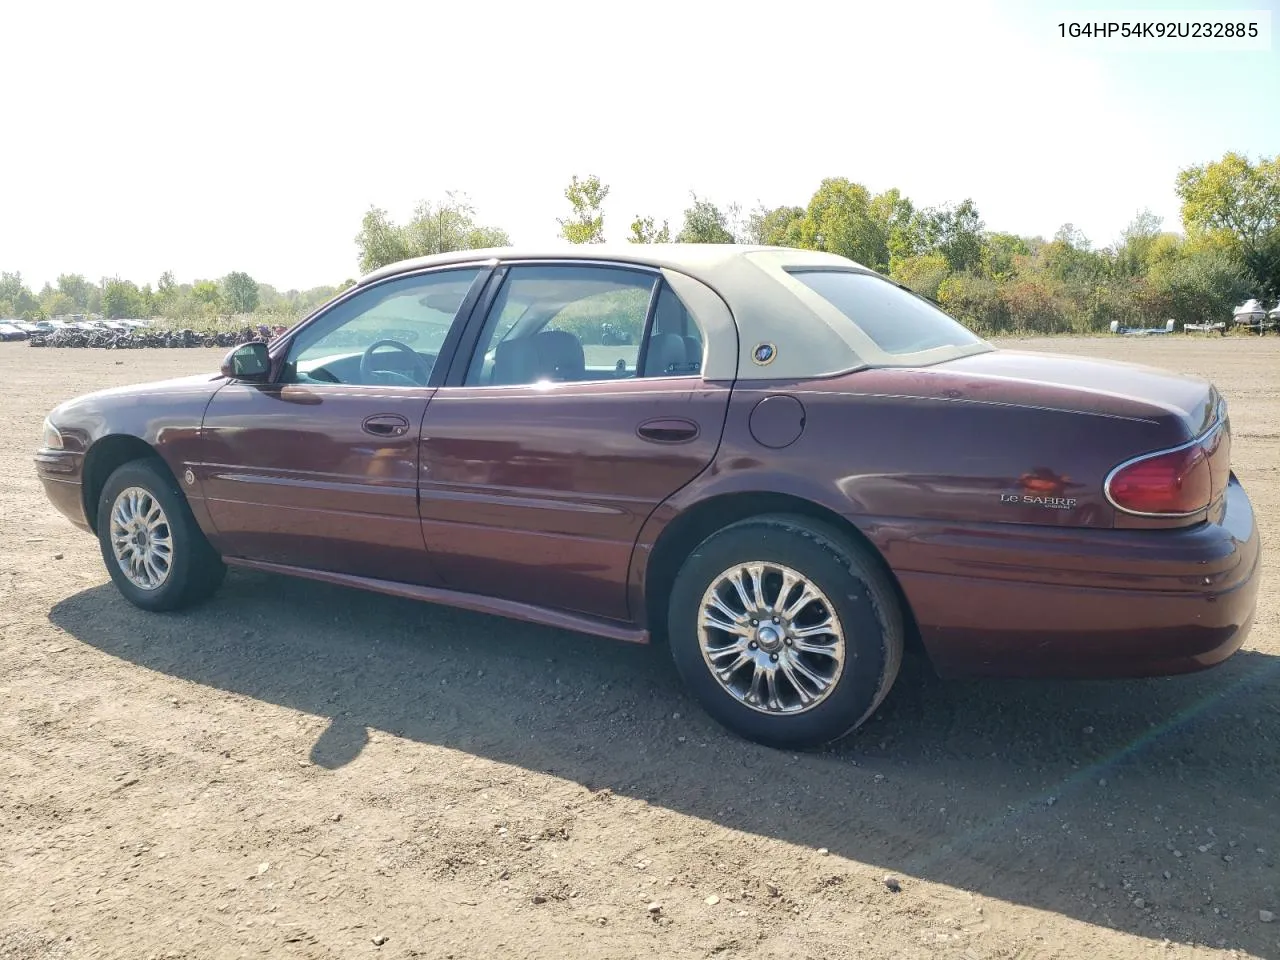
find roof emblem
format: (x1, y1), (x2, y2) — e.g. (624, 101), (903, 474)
(751, 342), (777, 366)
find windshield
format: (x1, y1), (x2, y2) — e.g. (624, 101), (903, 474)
(787, 269), (983, 356)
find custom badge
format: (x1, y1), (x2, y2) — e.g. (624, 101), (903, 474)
(751, 342), (777, 366)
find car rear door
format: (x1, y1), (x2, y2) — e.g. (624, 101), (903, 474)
(417, 261), (732, 621)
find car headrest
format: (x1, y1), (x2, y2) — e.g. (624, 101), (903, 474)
(531, 330), (585, 380)
(492, 329), (586, 384)
(643, 332), (689, 377)
(682, 335), (702, 370)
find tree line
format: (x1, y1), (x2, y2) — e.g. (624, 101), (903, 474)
(0, 269), (347, 324)
(5, 151), (1275, 334)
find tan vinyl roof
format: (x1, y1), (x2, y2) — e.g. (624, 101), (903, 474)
(357, 244), (992, 380)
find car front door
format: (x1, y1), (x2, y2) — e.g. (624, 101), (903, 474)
(417, 262), (732, 621)
(197, 265), (488, 583)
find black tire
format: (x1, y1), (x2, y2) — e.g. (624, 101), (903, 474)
(96, 459), (226, 611)
(667, 514), (904, 750)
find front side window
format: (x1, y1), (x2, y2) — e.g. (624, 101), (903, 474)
(282, 268), (482, 386)
(788, 269), (983, 355)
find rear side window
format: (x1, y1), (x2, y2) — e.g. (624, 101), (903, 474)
(788, 269), (982, 355)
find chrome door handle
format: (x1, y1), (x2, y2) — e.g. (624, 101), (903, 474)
(362, 414), (410, 437)
(637, 418), (699, 443)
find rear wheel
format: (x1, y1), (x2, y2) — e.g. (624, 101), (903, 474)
(667, 515), (903, 749)
(97, 459), (226, 611)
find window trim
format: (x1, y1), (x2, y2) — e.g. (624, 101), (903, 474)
(446, 260), (698, 390)
(266, 261), (496, 387)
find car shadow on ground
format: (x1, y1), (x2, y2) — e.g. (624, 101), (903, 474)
(50, 570), (1279, 953)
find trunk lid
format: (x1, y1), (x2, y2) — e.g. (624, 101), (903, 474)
(851, 348), (1229, 528)
(928, 349), (1220, 438)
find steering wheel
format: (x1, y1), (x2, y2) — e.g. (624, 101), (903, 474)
(359, 339), (432, 386)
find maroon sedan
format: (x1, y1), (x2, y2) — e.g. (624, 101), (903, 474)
(35, 245), (1261, 748)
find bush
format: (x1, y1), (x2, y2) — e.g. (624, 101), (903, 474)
(890, 253), (950, 300)
(999, 278), (1072, 334)
(937, 272), (1008, 333)
(1149, 248), (1253, 324)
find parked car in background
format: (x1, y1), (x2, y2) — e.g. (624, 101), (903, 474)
(34, 245), (1261, 749)
(0, 322), (29, 341)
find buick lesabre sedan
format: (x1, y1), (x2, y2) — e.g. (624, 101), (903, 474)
(35, 245), (1261, 748)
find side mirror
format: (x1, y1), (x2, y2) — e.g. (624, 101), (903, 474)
(221, 341), (271, 381)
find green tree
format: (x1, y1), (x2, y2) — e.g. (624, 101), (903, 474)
(221, 271), (260, 313)
(355, 193), (511, 273)
(101, 279), (146, 319)
(628, 215), (671, 243)
(192, 280), (222, 313)
(675, 193), (735, 244)
(795, 178), (885, 266)
(0, 272), (41, 318)
(1176, 151), (1280, 295)
(405, 192), (511, 257)
(917, 199), (986, 273)
(1114, 209), (1166, 276)
(981, 232), (1030, 281)
(43, 292), (77, 316)
(56, 273), (93, 310)
(871, 189), (918, 272)
(1042, 223), (1107, 284)
(559, 175), (609, 244)
(355, 206), (414, 273)
(1149, 246), (1252, 323)
(744, 204), (805, 246)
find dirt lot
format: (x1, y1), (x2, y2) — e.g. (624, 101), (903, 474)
(1, 336), (1276, 960)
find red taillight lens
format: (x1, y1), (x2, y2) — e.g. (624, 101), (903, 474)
(1106, 442), (1212, 516)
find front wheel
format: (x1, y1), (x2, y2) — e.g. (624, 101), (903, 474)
(96, 459), (226, 611)
(667, 515), (904, 749)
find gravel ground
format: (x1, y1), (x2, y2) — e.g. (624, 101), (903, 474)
(1, 336), (1276, 960)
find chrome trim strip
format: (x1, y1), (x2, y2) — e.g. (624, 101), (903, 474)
(489, 257), (663, 274)
(1103, 416), (1225, 519)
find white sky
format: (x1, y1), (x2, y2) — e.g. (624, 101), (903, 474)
(2, 0), (1277, 291)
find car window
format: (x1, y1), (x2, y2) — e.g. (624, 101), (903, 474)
(465, 265), (658, 386)
(283, 268), (481, 386)
(787, 269), (983, 355)
(640, 282), (704, 377)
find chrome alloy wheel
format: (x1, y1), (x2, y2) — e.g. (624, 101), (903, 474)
(108, 486), (174, 591)
(697, 562), (846, 715)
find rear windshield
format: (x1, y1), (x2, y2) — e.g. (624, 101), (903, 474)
(787, 269), (983, 355)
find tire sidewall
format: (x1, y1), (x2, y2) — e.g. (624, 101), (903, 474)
(96, 460), (204, 612)
(668, 518), (897, 749)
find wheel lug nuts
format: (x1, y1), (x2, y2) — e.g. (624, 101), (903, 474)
(748, 641), (757, 649)
(784, 638), (792, 646)
(772, 617), (780, 623)
(750, 619), (758, 626)
(769, 653), (778, 662)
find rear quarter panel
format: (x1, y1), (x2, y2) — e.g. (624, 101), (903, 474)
(681, 371), (1192, 528)
(629, 368), (1196, 624)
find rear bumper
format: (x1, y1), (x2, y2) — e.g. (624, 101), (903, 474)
(868, 476), (1261, 679)
(35, 449), (90, 532)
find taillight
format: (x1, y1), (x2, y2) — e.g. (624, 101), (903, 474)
(1105, 441), (1213, 517)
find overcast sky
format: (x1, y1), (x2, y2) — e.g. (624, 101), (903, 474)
(2, 0), (1277, 291)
